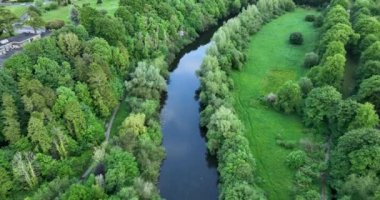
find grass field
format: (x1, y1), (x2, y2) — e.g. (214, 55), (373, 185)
(231, 8), (320, 199)
(6, 0), (118, 22)
(42, 0), (119, 22)
(8, 5), (28, 17)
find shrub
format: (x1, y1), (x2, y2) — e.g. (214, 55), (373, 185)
(286, 150), (307, 169)
(303, 52), (319, 68)
(283, 0), (296, 11)
(44, 2), (59, 11)
(276, 139), (297, 149)
(305, 14), (316, 22)
(45, 20), (65, 30)
(289, 32), (304, 45)
(275, 81), (302, 113)
(313, 15), (324, 27)
(298, 77), (314, 96)
(265, 92), (277, 105)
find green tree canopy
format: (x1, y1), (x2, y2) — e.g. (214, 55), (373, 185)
(275, 81), (302, 113)
(125, 62), (166, 100)
(357, 75), (380, 112)
(0, 7), (18, 38)
(331, 128), (380, 197)
(304, 86), (342, 130)
(25, 9), (45, 34)
(105, 147), (139, 192)
(1, 93), (21, 144)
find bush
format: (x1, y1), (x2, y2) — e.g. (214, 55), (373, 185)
(298, 77), (313, 95)
(265, 92), (277, 105)
(289, 32), (304, 45)
(313, 15), (324, 27)
(283, 0), (296, 11)
(276, 139), (297, 149)
(275, 81), (302, 113)
(286, 150), (307, 169)
(45, 20), (65, 30)
(305, 14), (316, 22)
(44, 2), (59, 11)
(303, 52), (319, 68)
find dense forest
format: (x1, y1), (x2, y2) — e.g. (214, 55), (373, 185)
(1, 0), (380, 199)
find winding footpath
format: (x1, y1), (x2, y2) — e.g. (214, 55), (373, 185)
(80, 104), (121, 179)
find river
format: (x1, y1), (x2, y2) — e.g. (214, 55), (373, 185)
(158, 28), (219, 200)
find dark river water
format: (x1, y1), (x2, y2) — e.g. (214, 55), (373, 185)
(158, 29), (219, 200)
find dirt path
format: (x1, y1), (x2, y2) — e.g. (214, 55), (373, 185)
(105, 104), (121, 141)
(321, 135), (332, 200)
(80, 104), (121, 179)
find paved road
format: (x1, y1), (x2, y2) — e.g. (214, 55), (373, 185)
(0, 2), (32, 6)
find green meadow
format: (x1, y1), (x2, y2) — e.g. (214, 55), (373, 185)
(231, 8), (320, 199)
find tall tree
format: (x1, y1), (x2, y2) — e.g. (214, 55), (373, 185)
(207, 106), (243, 154)
(57, 33), (82, 60)
(315, 54), (346, 89)
(304, 86), (342, 130)
(27, 112), (51, 153)
(105, 147), (139, 192)
(0, 167), (13, 198)
(348, 102), (379, 131)
(1, 93), (21, 144)
(12, 152), (38, 189)
(331, 128), (380, 198)
(53, 87), (86, 140)
(0, 7), (18, 37)
(357, 75), (380, 113)
(25, 9), (45, 34)
(125, 62), (166, 100)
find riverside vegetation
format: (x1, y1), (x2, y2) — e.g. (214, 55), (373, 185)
(1, 0), (380, 199)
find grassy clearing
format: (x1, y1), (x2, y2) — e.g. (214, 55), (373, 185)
(6, 0), (118, 22)
(41, 0), (119, 22)
(231, 8), (320, 199)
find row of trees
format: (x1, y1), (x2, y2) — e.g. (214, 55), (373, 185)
(330, 1), (380, 198)
(198, 1), (296, 199)
(350, 0), (380, 114)
(307, 4), (356, 90)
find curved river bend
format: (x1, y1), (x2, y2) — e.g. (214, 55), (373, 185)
(158, 29), (218, 200)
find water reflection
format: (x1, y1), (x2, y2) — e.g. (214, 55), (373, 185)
(158, 41), (218, 200)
